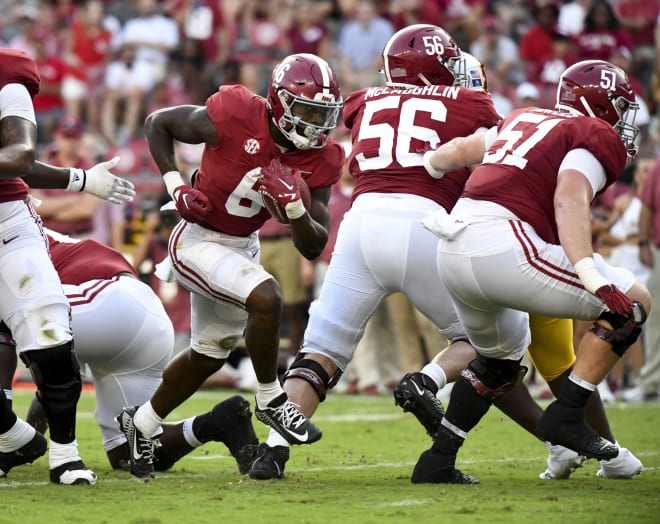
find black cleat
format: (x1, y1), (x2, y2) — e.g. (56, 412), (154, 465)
(394, 372), (445, 439)
(536, 401), (619, 461)
(411, 448), (480, 484)
(205, 396), (260, 474)
(0, 431), (47, 478)
(249, 443), (290, 480)
(116, 406), (159, 480)
(254, 393), (321, 445)
(49, 460), (97, 485)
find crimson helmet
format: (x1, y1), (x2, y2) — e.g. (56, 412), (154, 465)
(453, 52), (488, 92)
(556, 59), (639, 159)
(268, 53), (343, 149)
(382, 24), (461, 87)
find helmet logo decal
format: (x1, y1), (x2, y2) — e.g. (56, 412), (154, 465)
(244, 138), (260, 154)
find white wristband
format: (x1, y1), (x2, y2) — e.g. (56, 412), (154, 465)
(285, 199), (306, 220)
(66, 167), (86, 192)
(573, 257), (609, 294)
(423, 150), (445, 179)
(163, 170), (185, 198)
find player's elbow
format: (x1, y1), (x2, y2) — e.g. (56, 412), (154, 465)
(13, 144), (36, 175)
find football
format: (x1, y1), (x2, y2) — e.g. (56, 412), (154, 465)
(261, 178), (312, 225)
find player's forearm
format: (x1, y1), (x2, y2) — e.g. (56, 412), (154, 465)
(555, 195), (594, 266)
(291, 217), (329, 260)
(145, 112), (179, 174)
(23, 161), (70, 188)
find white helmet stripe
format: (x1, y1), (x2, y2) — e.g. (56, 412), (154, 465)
(308, 54), (332, 96)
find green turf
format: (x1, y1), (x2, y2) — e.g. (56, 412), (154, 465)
(2, 390), (659, 524)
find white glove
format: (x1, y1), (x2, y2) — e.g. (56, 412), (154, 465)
(66, 156), (136, 204)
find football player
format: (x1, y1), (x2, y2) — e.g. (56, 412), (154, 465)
(395, 51), (643, 480)
(116, 53), (344, 479)
(0, 48), (134, 485)
(249, 25), (500, 481)
(413, 58), (650, 483)
(0, 230), (258, 477)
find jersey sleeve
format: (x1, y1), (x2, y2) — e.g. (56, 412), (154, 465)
(205, 84), (261, 143)
(0, 49), (40, 99)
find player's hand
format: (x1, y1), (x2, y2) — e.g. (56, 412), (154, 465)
(172, 185), (212, 223)
(594, 285), (634, 316)
(258, 158), (301, 208)
(70, 156), (136, 204)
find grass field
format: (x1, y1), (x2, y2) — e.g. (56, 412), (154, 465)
(2, 389), (659, 524)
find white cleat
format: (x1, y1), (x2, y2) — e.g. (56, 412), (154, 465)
(539, 442), (586, 480)
(597, 447), (644, 479)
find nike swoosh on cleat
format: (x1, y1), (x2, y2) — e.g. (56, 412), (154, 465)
(131, 429), (143, 461)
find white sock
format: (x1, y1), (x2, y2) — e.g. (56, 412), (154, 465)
(256, 380), (284, 409)
(0, 418), (35, 452)
(133, 401), (164, 438)
(49, 439), (81, 469)
(421, 362), (447, 390)
(182, 417), (202, 448)
(265, 428), (289, 448)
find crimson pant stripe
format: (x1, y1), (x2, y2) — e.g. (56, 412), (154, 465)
(508, 220), (585, 290)
(67, 277), (119, 306)
(168, 221), (246, 309)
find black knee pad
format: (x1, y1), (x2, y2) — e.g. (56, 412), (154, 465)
(460, 355), (527, 401)
(591, 302), (646, 357)
(283, 353), (343, 402)
(19, 342), (82, 416)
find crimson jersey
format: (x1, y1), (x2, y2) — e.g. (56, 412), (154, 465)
(47, 233), (138, 285)
(464, 107), (627, 244)
(344, 85), (500, 210)
(0, 49), (41, 204)
(195, 84), (344, 236)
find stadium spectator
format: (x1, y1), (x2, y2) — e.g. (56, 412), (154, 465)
(629, 157), (660, 402)
(557, 0), (589, 37)
(169, 0), (231, 71)
(60, 0), (114, 138)
(258, 218), (311, 370)
(32, 34), (67, 144)
(282, 0), (332, 60)
(614, 0), (659, 86)
(30, 116), (99, 239)
(518, 0), (560, 84)
(132, 196), (191, 355)
(414, 59), (649, 483)
(598, 159), (653, 398)
(248, 25), (500, 481)
(336, 0), (395, 92)
(469, 15), (524, 90)
(115, 53), (344, 481)
(100, 43), (155, 146)
(573, 0), (634, 62)
(114, 0), (179, 87)
(0, 48), (134, 485)
(230, 0), (288, 95)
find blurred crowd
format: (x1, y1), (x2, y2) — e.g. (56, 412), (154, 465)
(4, 0), (660, 398)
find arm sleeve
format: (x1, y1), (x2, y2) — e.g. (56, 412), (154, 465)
(559, 148), (606, 197)
(0, 83), (36, 124)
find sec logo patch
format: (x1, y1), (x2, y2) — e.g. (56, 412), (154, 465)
(244, 139), (260, 154)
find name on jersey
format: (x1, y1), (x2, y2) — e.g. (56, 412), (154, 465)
(364, 85), (460, 100)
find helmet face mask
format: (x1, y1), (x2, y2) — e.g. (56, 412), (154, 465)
(268, 53), (343, 149)
(453, 51), (487, 91)
(382, 24), (461, 87)
(556, 59), (639, 160)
